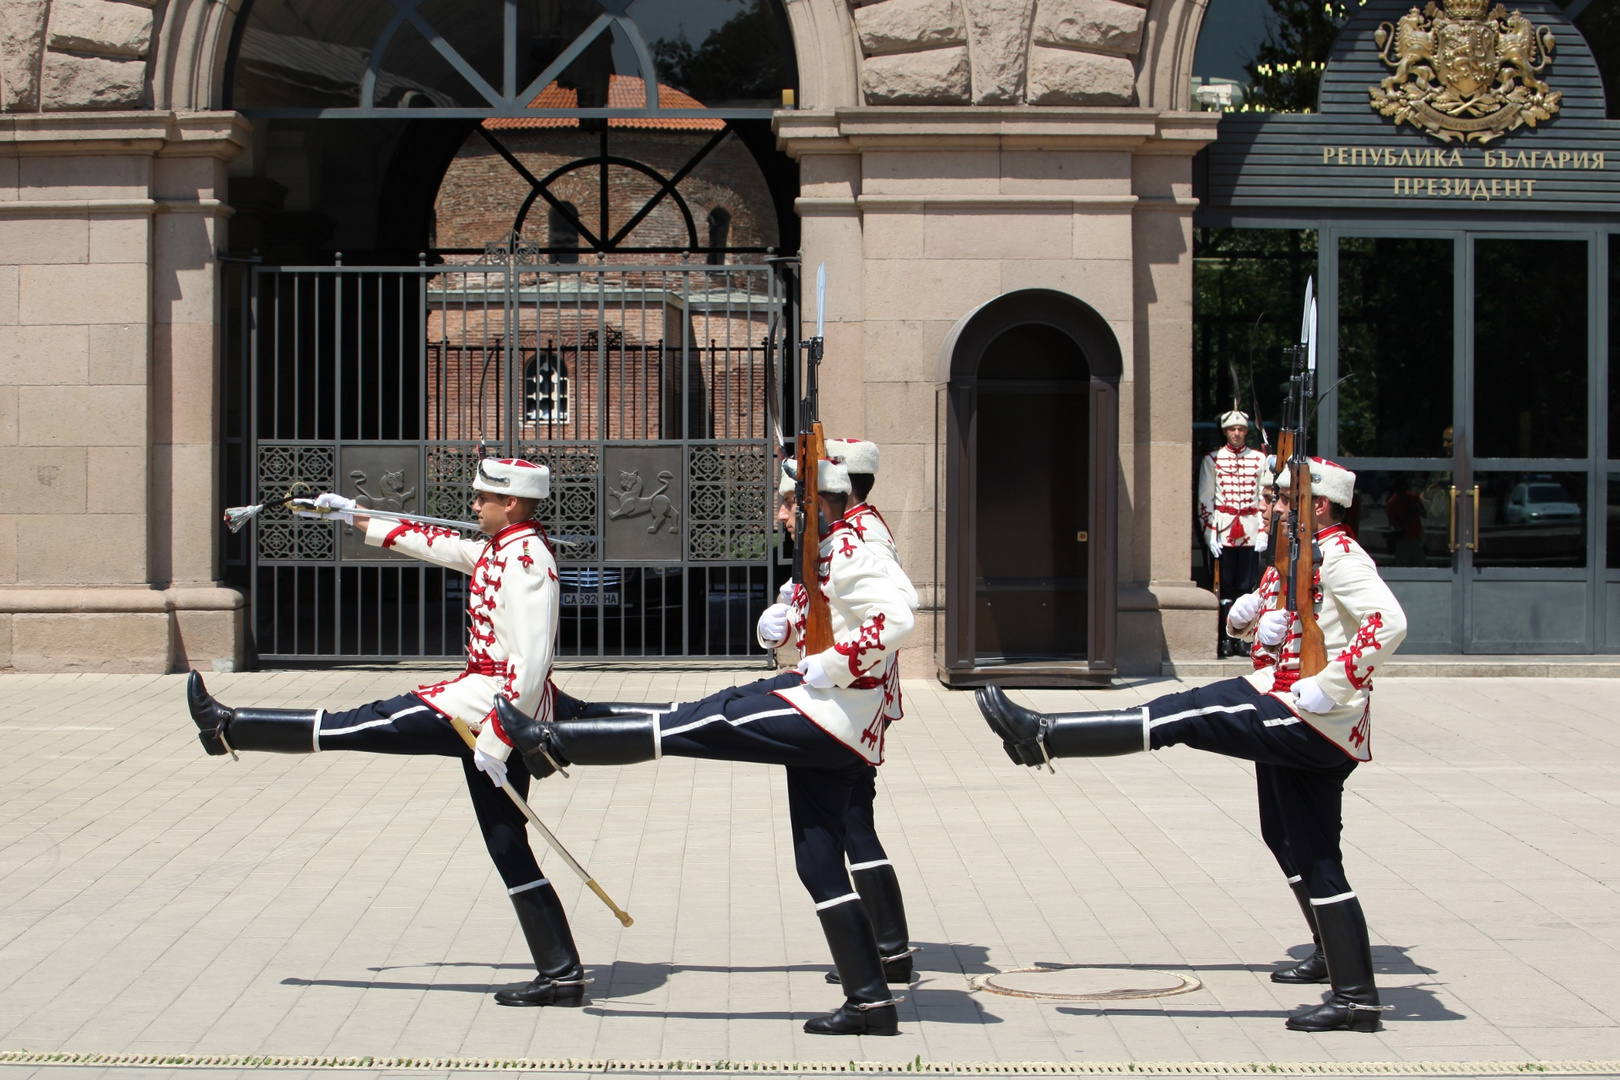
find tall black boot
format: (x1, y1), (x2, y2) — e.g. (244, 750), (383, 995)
(187, 671), (319, 757)
(826, 865), (916, 984)
(1272, 879), (1329, 984)
(975, 685), (1148, 768)
(1285, 896), (1387, 1032)
(497, 695), (657, 778)
(494, 882), (587, 1007)
(554, 688), (671, 721)
(804, 900), (901, 1036)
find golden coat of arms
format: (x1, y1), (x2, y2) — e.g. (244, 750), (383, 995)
(1369, 0), (1560, 144)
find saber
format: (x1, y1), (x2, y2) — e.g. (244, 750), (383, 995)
(224, 491), (582, 548)
(446, 715), (634, 928)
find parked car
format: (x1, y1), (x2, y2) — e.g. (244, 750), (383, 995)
(1502, 482), (1582, 525)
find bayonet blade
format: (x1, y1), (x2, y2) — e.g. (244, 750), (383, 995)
(815, 263), (826, 340)
(1300, 277), (1314, 344)
(1307, 298), (1318, 374)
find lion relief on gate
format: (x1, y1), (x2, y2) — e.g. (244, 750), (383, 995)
(1369, 0), (1561, 144)
(607, 470), (680, 535)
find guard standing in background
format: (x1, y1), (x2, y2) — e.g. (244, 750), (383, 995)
(1198, 410), (1267, 654)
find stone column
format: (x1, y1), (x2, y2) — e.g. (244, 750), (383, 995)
(0, 111), (247, 673)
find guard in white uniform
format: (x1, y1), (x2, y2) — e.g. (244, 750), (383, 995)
(814, 438), (915, 985)
(1198, 411), (1267, 653)
(978, 458), (1407, 1034)
(184, 459), (584, 1009)
(502, 460), (919, 1037)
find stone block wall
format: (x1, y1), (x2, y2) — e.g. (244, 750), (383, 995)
(1, 0), (155, 114)
(849, 0), (1148, 107)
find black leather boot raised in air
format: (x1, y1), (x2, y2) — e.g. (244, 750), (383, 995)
(552, 688), (671, 722)
(974, 685), (1148, 768)
(187, 671), (319, 757)
(1285, 896), (1388, 1032)
(494, 881), (586, 1007)
(804, 899), (900, 1036)
(497, 694), (658, 779)
(1272, 880), (1329, 984)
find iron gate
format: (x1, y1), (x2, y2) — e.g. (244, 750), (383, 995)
(223, 243), (790, 663)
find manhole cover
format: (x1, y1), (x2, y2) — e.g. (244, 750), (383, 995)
(970, 964), (1202, 1002)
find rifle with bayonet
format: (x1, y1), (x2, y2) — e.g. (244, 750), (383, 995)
(795, 265), (835, 655)
(1272, 278), (1327, 678)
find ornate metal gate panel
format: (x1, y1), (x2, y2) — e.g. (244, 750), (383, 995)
(224, 253), (787, 663)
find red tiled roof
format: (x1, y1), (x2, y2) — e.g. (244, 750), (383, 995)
(483, 75), (724, 131)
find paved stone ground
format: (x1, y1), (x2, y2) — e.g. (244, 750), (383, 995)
(0, 669), (1616, 1075)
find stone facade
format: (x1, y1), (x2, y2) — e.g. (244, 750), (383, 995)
(0, 0), (1217, 676)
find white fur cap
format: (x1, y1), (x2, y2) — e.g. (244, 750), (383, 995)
(1219, 410), (1251, 430)
(1272, 456), (1355, 508)
(473, 457), (550, 500)
(817, 459), (851, 495)
(826, 438), (879, 474)
(779, 464), (796, 496)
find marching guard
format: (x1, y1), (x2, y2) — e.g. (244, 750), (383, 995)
(504, 459), (919, 1036)
(812, 439), (915, 985)
(1198, 410), (1267, 654)
(978, 458), (1407, 1033)
(185, 459), (590, 1008)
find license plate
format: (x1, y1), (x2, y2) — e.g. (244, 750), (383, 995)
(561, 592), (619, 607)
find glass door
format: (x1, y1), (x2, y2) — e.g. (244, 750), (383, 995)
(1461, 235), (1597, 653)
(1332, 232), (1463, 651)
(1328, 230), (1604, 653)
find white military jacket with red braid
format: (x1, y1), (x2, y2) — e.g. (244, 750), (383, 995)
(1198, 444), (1267, 549)
(762, 517), (917, 765)
(1227, 522), (1408, 761)
(842, 502), (905, 724)
(363, 516), (559, 763)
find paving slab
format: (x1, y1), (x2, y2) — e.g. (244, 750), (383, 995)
(0, 670), (1616, 1079)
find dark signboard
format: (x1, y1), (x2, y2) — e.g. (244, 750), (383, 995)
(1201, 0), (1620, 215)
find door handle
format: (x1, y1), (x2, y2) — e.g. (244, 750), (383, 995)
(1448, 485), (1459, 552)
(1465, 484), (1480, 551)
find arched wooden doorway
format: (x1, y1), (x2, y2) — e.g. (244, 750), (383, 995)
(935, 290), (1121, 686)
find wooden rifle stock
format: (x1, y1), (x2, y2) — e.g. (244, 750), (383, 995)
(1292, 458), (1328, 678)
(1269, 430), (1294, 603)
(798, 422), (835, 655)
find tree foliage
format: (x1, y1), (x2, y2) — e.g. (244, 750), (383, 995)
(652, 0), (792, 106)
(1243, 0), (1359, 112)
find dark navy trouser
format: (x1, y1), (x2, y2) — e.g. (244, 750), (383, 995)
(315, 694), (547, 893)
(1145, 678), (1359, 904)
(654, 673), (872, 907)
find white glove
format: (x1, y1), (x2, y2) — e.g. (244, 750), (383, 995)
(291, 492), (358, 525)
(473, 746), (509, 788)
(1292, 676), (1336, 715)
(1254, 530), (1269, 554)
(777, 580), (795, 605)
(796, 653), (837, 689)
(1208, 535), (1223, 559)
(757, 603), (790, 645)
(1229, 592), (1263, 627)
(1256, 609), (1292, 646)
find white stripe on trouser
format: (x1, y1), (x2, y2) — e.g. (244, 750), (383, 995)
(309, 709), (327, 751)
(1309, 890), (1357, 907)
(815, 892), (861, 911)
(653, 713), (662, 760)
(1139, 706), (1151, 751)
(1148, 701), (1259, 730)
(317, 703), (431, 748)
(848, 859), (891, 872)
(660, 706), (798, 739)
(1286, 874), (1303, 885)
(508, 877), (551, 896)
